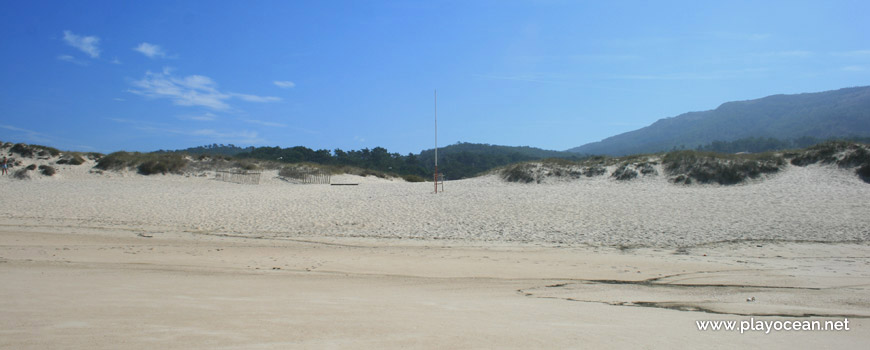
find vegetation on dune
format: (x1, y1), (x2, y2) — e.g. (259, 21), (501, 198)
(13, 168), (30, 180)
(788, 141), (870, 183)
(402, 174), (425, 182)
(5, 139), (868, 184)
(10, 143), (62, 158)
(502, 141), (868, 185)
(163, 142), (582, 180)
(502, 163), (539, 183)
(663, 151), (785, 185)
(56, 153), (87, 165)
(696, 136), (870, 154)
(38, 165), (56, 176)
(279, 162), (394, 180)
(95, 152), (188, 175)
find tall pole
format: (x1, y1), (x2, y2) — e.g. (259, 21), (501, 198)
(434, 89), (438, 193)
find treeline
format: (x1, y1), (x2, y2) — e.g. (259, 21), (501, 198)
(168, 142), (582, 179)
(697, 136), (870, 154)
(239, 146), (429, 177)
(417, 142), (581, 179)
(156, 143), (254, 156)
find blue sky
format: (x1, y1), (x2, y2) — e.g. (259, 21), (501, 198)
(1, 1), (869, 154)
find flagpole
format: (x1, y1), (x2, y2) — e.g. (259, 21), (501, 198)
(434, 89), (438, 193)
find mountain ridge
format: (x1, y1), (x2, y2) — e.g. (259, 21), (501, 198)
(568, 86), (870, 156)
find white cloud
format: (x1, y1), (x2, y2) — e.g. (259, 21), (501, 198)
(831, 50), (870, 57)
(129, 69), (282, 110)
(230, 93), (282, 103)
(57, 54), (87, 66)
(130, 70), (230, 110)
(843, 65), (866, 72)
(107, 118), (263, 144)
(708, 31), (771, 41)
(473, 73), (565, 84)
(113, 98), (126, 101)
(242, 119), (286, 127)
(612, 68), (769, 81)
(134, 42), (167, 58)
(63, 30), (100, 58)
(0, 124), (53, 144)
(180, 112), (218, 121)
(111, 57), (122, 64)
(274, 80), (296, 88)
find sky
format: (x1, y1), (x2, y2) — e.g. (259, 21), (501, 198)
(1, 0), (869, 155)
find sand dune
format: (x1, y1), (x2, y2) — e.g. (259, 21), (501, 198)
(1, 159), (869, 349)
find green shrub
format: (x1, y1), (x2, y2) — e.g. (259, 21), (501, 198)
(95, 151), (132, 170)
(583, 166), (606, 177)
(57, 154), (86, 165)
(402, 174), (425, 182)
(69, 154), (86, 165)
(857, 164), (870, 183)
(611, 164), (638, 181)
(95, 152), (187, 175)
(26, 164), (37, 170)
(13, 168), (30, 180)
(137, 156), (186, 175)
(39, 165), (56, 176)
(502, 163), (536, 183)
(790, 141), (854, 166)
(840, 147), (870, 168)
(11, 144), (33, 157)
(10, 143), (61, 158)
(664, 151), (784, 185)
(234, 160), (260, 171)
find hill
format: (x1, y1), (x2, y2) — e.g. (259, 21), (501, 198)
(157, 142), (579, 180)
(417, 142), (580, 179)
(568, 86), (870, 156)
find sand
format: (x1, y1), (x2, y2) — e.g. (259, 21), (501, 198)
(1, 162), (869, 349)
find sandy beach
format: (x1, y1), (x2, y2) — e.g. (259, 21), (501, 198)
(1, 162), (869, 349)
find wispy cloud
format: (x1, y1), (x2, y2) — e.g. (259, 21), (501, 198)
(515, 53), (641, 63)
(831, 50), (870, 58)
(62, 30), (100, 58)
(707, 31), (771, 41)
(129, 68), (281, 110)
(274, 80), (296, 88)
(242, 119), (286, 127)
(111, 57), (122, 64)
(473, 73), (566, 84)
(107, 118), (263, 144)
(843, 65), (866, 72)
(57, 54), (88, 66)
(612, 68), (769, 81)
(230, 93), (282, 103)
(180, 112), (218, 121)
(0, 124), (53, 144)
(133, 42), (167, 59)
(755, 50), (813, 58)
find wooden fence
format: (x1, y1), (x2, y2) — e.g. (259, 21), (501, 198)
(215, 170), (261, 185)
(281, 169), (331, 184)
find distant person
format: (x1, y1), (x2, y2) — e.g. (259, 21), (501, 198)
(1, 157), (7, 175)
